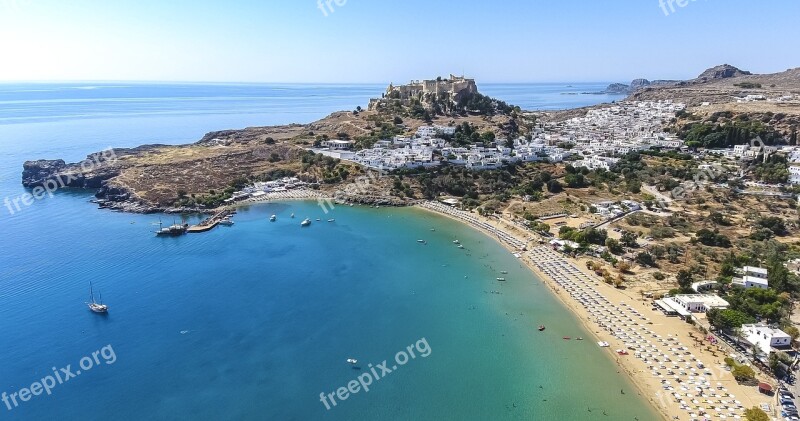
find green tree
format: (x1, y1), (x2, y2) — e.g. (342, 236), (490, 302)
(676, 270), (693, 292)
(546, 179), (563, 193)
(635, 252), (656, 267)
(605, 238), (623, 255)
(620, 232), (638, 248)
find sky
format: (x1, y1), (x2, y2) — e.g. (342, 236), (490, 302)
(0, 0), (798, 83)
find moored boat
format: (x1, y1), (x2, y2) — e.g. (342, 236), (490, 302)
(301, 218), (311, 227)
(86, 282), (108, 314)
(538, 325), (546, 331)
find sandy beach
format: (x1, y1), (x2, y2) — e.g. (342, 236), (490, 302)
(417, 201), (773, 421)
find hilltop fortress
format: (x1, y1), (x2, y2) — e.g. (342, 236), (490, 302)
(368, 74), (478, 111)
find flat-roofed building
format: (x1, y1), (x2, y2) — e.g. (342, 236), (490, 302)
(741, 323), (792, 354)
(670, 294), (729, 313)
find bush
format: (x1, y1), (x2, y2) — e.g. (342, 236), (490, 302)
(744, 407), (769, 421)
(731, 364), (755, 382)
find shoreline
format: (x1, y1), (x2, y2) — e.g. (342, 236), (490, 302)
(414, 203), (669, 420)
(415, 201), (769, 421)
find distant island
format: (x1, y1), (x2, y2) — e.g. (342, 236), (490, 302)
(586, 64), (754, 95)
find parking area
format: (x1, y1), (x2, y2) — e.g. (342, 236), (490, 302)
(778, 386), (798, 420)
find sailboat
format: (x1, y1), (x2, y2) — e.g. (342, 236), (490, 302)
(86, 282), (108, 313)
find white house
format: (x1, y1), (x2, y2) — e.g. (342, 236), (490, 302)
(669, 294), (729, 313)
(790, 166), (800, 185)
(732, 266), (769, 289)
(732, 144), (750, 157)
(741, 323), (792, 354)
(321, 140), (354, 150)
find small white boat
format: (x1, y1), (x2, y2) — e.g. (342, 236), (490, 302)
(496, 277), (506, 281)
(457, 245), (464, 249)
(270, 215), (277, 222)
(219, 218), (234, 226)
(328, 219), (335, 222)
(417, 239), (426, 244)
(346, 358), (358, 365)
(500, 271), (508, 274)
(290, 213), (295, 218)
(316, 218), (321, 222)
(453, 240), (460, 244)
(301, 218), (311, 227)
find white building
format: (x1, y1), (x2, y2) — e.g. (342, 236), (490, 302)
(669, 294), (729, 313)
(321, 140), (354, 150)
(789, 166), (800, 185)
(741, 323), (792, 354)
(732, 266), (769, 289)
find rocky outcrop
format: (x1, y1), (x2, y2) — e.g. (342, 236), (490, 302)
(333, 194), (408, 207)
(630, 79), (652, 90)
(599, 83), (631, 94)
(695, 64), (751, 82)
(22, 159), (68, 187)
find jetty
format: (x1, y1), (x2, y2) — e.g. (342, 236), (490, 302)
(187, 209), (234, 233)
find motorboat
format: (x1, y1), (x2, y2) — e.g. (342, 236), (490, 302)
(538, 325), (546, 331)
(301, 218), (311, 227)
(346, 358), (358, 365)
(270, 215), (277, 222)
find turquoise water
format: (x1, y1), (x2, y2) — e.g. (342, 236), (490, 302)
(0, 83), (655, 420)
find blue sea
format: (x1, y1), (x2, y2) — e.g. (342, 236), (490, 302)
(0, 83), (658, 420)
